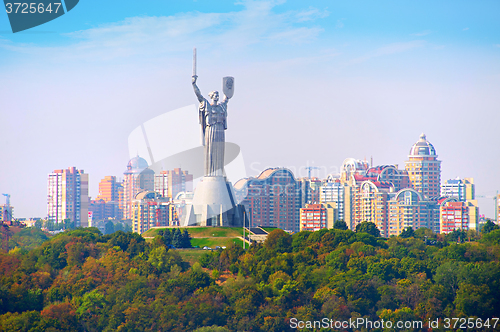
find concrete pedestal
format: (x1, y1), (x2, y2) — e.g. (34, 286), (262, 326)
(183, 176), (243, 227)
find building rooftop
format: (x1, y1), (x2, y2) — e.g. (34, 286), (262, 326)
(409, 133), (437, 157)
(127, 156), (149, 170)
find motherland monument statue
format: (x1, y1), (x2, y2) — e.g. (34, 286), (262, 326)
(183, 48), (243, 227)
(191, 50), (234, 177)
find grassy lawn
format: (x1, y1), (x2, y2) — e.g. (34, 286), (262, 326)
(261, 228), (276, 233)
(191, 237), (244, 248)
(142, 227), (244, 238)
(142, 227), (247, 253)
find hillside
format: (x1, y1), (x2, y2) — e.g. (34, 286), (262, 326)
(143, 226), (247, 248)
(0, 227), (499, 331)
(142, 226), (245, 239)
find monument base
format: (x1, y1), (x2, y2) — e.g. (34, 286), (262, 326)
(183, 176), (244, 227)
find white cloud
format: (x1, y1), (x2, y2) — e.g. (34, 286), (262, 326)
(0, 1), (327, 62)
(463, 27), (469, 31)
(295, 7), (329, 22)
(336, 19), (345, 29)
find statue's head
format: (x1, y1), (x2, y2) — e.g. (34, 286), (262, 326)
(208, 91), (219, 103)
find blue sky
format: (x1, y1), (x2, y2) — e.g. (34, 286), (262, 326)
(1, 0), (499, 218)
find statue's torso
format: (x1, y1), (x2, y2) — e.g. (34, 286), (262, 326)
(204, 102), (226, 127)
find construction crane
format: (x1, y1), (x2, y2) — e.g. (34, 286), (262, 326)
(2, 194), (10, 206)
(305, 166), (320, 179)
(1, 194), (12, 251)
(2, 194), (11, 223)
(1, 194), (17, 226)
(476, 191), (498, 220)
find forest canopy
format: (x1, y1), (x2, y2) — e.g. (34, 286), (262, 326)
(0, 227), (498, 331)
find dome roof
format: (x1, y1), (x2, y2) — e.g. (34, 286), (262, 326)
(409, 133), (437, 156)
(127, 156), (149, 170)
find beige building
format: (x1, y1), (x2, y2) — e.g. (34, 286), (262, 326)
(388, 189), (440, 236)
(405, 134), (441, 198)
(47, 167), (89, 227)
(440, 177), (478, 230)
(299, 203), (337, 231)
(131, 191), (178, 234)
(154, 168), (193, 200)
(123, 156), (154, 220)
(466, 200), (479, 231)
(440, 200), (469, 234)
(353, 181), (393, 237)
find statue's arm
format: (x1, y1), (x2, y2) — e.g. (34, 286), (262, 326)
(192, 75), (204, 103)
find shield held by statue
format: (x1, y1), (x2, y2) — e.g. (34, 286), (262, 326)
(223, 76), (234, 99)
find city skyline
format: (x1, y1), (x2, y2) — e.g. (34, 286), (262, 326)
(1, 0), (499, 218)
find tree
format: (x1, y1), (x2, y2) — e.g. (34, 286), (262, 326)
(182, 229), (192, 248)
(355, 222), (380, 237)
(163, 228), (172, 246)
(445, 229), (467, 243)
(8, 228), (48, 250)
(333, 220), (348, 230)
(124, 223), (132, 233)
(481, 229), (500, 245)
(264, 229), (292, 253)
(45, 220), (55, 231)
(172, 228), (182, 248)
(193, 325), (230, 332)
(482, 220), (499, 234)
(399, 227), (415, 238)
(63, 219), (74, 230)
(34, 220), (43, 229)
(414, 227), (434, 239)
(114, 222), (124, 232)
(104, 221), (115, 235)
(148, 246), (182, 273)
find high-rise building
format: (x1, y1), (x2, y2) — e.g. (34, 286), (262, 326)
(441, 177), (478, 230)
(339, 159), (412, 234)
(340, 158), (370, 185)
(364, 165), (411, 192)
(466, 200), (479, 231)
(89, 175), (124, 221)
(234, 168), (302, 232)
(300, 203), (337, 231)
(387, 188), (440, 236)
(405, 134), (441, 198)
(131, 191), (178, 234)
(320, 180), (346, 221)
(154, 168), (193, 200)
(463, 178), (475, 201)
(353, 180), (394, 237)
(88, 199), (106, 222)
(47, 167), (89, 227)
(123, 156), (154, 220)
(441, 177), (475, 201)
(97, 176), (122, 202)
(298, 178), (322, 206)
(440, 201), (469, 234)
